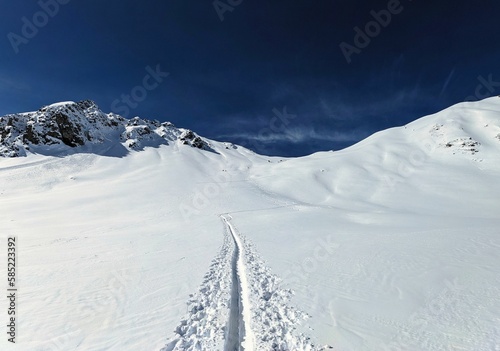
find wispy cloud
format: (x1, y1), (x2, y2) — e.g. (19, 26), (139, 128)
(218, 126), (366, 144)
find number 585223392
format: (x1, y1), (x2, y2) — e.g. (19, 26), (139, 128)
(7, 237), (16, 288)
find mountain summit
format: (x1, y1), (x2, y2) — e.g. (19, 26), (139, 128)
(0, 100), (209, 157)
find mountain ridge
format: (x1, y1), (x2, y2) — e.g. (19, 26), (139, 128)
(1, 97), (500, 160)
(0, 100), (210, 157)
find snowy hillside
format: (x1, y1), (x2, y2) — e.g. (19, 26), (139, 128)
(0, 97), (499, 351)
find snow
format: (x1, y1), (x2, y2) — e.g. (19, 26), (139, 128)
(0, 97), (499, 350)
(45, 101), (77, 108)
(222, 215), (255, 350)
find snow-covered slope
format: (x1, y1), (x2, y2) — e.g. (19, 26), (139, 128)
(0, 98), (499, 351)
(252, 97), (500, 216)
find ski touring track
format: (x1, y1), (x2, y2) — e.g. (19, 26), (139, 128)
(163, 215), (333, 351)
(223, 214), (255, 351)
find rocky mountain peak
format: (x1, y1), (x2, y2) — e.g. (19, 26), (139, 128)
(0, 100), (210, 157)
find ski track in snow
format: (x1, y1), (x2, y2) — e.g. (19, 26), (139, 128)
(223, 215), (255, 350)
(163, 215), (331, 351)
(225, 228), (241, 351)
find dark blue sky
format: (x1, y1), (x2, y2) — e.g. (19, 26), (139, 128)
(1, 1), (500, 156)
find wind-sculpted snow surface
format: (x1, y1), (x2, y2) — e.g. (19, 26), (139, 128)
(0, 97), (499, 350)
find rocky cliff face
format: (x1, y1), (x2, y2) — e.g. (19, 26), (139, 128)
(0, 100), (210, 157)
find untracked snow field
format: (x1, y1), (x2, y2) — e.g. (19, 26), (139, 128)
(1, 98), (500, 350)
